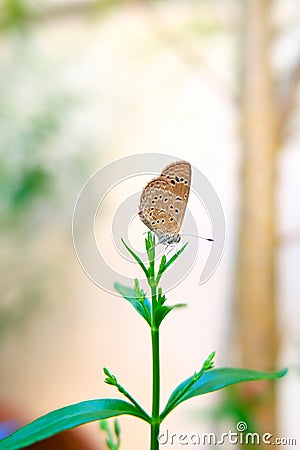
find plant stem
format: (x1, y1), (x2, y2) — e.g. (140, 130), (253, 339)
(150, 283), (160, 450)
(116, 385), (151, 422)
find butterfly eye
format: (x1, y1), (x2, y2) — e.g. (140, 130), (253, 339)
(170, 180), (175, 186)
(161, 219), (165, 223)
(159, 195), (163, 199)
(180, 177), (184, 181)
(164, 198), (168, 202)
(175, 209), (179, 214)
(184, 180), (188, 185)
(170, 218), (174, 222)
(169, 205), (173, 209)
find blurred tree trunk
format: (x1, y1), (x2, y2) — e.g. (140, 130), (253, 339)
(237, 0), (300, 445)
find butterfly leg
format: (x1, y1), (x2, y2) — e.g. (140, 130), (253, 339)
(164, 243), (176, 258)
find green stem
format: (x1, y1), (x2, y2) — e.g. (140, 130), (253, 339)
(150, 283), (160, 450)
(117, 385), (151, 422)
(160, 371), (203, 421)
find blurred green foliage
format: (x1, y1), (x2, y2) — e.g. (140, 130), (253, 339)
(0, 88), (71, 225)
(0, 73), (70, 346)
(0, 9), (98, 345)
(195, 386), (261, 450)
(0, 0), (33, 32)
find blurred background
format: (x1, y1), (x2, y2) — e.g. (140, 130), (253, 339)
(0, 0), (299, 449)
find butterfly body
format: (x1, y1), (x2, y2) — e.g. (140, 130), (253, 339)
(138, 161), (191, 244)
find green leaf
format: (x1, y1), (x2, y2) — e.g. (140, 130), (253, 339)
(12, 167), (50, 209)
(161, 351), (215, 417)
(133, 278), (146, 303)
(155, 303), (186, 327)
(100, 418), (121, 450)
(161, 367), (288, 420)
(121, 238), (148, 278)
(0, 399), (149, 450)
(114, 282), (151, 325)
(100, 420), (115, 450)
(114, 418), (121, 438)
(156, 254), (167, 284)
(156, 242), (188, 284)
(157, 287), (167, 305)
(145, 232), (155, 264)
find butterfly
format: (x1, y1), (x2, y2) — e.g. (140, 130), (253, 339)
(138, 160), (191, 245)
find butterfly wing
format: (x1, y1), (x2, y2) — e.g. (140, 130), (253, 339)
(139, 161), (191, 242)
(161, 160), (191, 182)
(138, 178), (181, 239)
(160, 160), (191, 229)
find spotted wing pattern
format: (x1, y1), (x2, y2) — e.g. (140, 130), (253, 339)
(139, 161), (191, 243)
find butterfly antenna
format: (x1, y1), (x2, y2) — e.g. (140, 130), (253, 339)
(182, 233), (214, 242)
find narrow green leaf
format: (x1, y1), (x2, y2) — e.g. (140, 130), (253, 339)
(0, 399), (149, 450)
(162, 242), (188, 274)
(161, 367), (287, 420)
(162, 351), (215, 414)
(100, 418), (121, 450)
(146, 232), (155, 264)
(100, 420), (115, 450)
(121, 238), (148, 278)
(114, 282), (151, 325)
(145, 236), (150, 252)
(114, 418), (121, 438)
(157, 287), (166, 305)
(156, 254), (167, 284)
(155, 303), (187, 326)
(133, 278), (146, 302)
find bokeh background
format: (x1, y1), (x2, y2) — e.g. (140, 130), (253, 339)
(0, 0), (299, 449)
